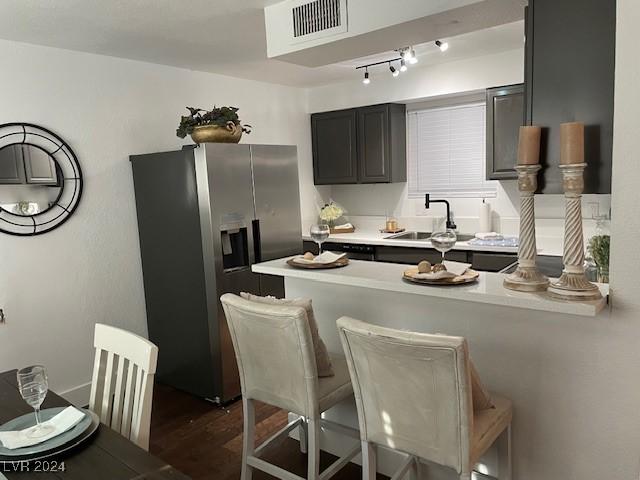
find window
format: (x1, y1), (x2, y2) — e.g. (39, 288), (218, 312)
(407, 102), (497, 198)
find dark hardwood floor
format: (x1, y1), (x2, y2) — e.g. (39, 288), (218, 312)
(150, 383), (378, 480)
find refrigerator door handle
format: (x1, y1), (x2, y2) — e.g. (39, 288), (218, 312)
(252, 219), (262, 264)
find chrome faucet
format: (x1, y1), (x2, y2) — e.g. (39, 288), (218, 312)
(425, 194), (457, 230)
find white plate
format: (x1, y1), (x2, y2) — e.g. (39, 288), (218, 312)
(0, 407), (98, 461)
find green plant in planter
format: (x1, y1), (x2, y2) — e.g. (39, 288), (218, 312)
(588, 234), (610, 282)
(176, 106), (252, 139)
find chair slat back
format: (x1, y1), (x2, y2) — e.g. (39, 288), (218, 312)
(220, 293), (319, 418)
(89, 324), (158, 450)
(337, 317), (473, 474)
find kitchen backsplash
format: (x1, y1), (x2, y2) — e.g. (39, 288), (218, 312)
(311, 181), (611, 239)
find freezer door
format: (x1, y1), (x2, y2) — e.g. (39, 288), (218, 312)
(251, 145), (302, 261)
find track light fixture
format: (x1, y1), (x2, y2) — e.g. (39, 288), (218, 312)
(435, 40), (449, 52)
(356, 46), (419, 84)
(362, 68), (370, 84)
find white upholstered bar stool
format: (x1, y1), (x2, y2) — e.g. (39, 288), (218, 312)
(220, 293), (359, 480)
(337, 317), (512, 480)
(89, 324), (159, 450)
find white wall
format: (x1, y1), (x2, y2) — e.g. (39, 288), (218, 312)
(0, 39), (316, 402)
(305, 48), (611, 236)
(604, 0), (640, 473)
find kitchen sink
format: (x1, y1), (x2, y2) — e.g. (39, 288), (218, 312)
(384, 231), (476, 242)
(453, 234), (476, 242)
(385, 231), (433, 240)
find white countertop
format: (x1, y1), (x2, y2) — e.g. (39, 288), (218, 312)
(302, 230), (564, 256)
(253, 257), (608, 317)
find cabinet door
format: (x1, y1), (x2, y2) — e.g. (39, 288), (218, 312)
(486, 84), (524, 180)
(0, 145), (26, 184)
(375, 246), (468, 265)
(312, 109), (358, 185)
(526, 0), (614, 193)
(471, 252), (517, 272)
(23, 146), (58, 184)
(358, 104), (390, 183)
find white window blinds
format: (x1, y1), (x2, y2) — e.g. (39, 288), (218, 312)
(407, 102), (497, 198)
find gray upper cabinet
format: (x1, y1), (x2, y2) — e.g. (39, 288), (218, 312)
(0, 145), (58, 185)
(525, 0), (615, 193)
(312, 103), (406, 185)
(486, 84), (524, 180)
(312, 109), (358, 184)
(23, 146), (58, 184)
(0, 145), (26, 184)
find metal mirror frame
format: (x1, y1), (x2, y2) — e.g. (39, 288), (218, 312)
(0, 123), (83, 236)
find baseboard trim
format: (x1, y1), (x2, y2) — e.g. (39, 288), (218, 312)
(58, 381), (91, 407)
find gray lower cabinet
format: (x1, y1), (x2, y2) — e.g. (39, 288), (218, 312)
(312, 103), (406, 185)
(525, 0), (615, 193)
(375, 246), (469, 265)
(470, 252), (517, 272)
(486, 84), (524, 180)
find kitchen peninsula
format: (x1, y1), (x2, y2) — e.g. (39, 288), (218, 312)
(253, 257), (609, 479)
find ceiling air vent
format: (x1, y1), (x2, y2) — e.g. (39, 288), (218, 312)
(290, 0), (347, 43)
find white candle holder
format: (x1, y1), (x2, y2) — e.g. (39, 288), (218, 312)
(548, 163), (602, 301)
(504, 165), (549, 292)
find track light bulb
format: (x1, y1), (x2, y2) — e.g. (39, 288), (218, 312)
(389, 64), (399, 77)
(362, 70), (370, 84)
(409, 48), (418, 64)
(436, 40), (449, 52)
(400, 59), (407, 72)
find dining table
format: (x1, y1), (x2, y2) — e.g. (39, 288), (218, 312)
(0, 370), (190, 479)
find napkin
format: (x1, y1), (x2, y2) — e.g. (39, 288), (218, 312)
(294, 251), (346, 265)
(413, 261), (471, 280)
(443, 261), (472, 276)
(0, 406), (86, 450)
(332, 223), (353, 230)
(475, 232), (504, 240)
(414, 270), (457, 280)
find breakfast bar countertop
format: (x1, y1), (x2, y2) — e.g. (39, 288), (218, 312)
(253, 257), (608, 317)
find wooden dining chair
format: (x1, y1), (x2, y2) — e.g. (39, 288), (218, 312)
(89, 323), (159, 450)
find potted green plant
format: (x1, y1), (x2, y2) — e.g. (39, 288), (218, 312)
(176, 106), (251, 144)
(588, 234), (610, 283)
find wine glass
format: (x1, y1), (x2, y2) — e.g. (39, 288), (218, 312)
(17, 365), (55, 439)
(430, 231), (458, 262)
(310, 224), (330, 254)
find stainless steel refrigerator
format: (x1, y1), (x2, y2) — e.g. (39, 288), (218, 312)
(130, 143), (302, 403)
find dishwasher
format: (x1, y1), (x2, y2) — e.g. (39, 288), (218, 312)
(327, 242), (375, 261)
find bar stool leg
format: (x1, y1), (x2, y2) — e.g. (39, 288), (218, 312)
(361, 441), (376, 480)
(414, 458), (425, 480)
(241, 398), (255, 480)
(299, 416), (308, 454)
(497, 424), (512, 480)
(307, 417), (320, 480)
